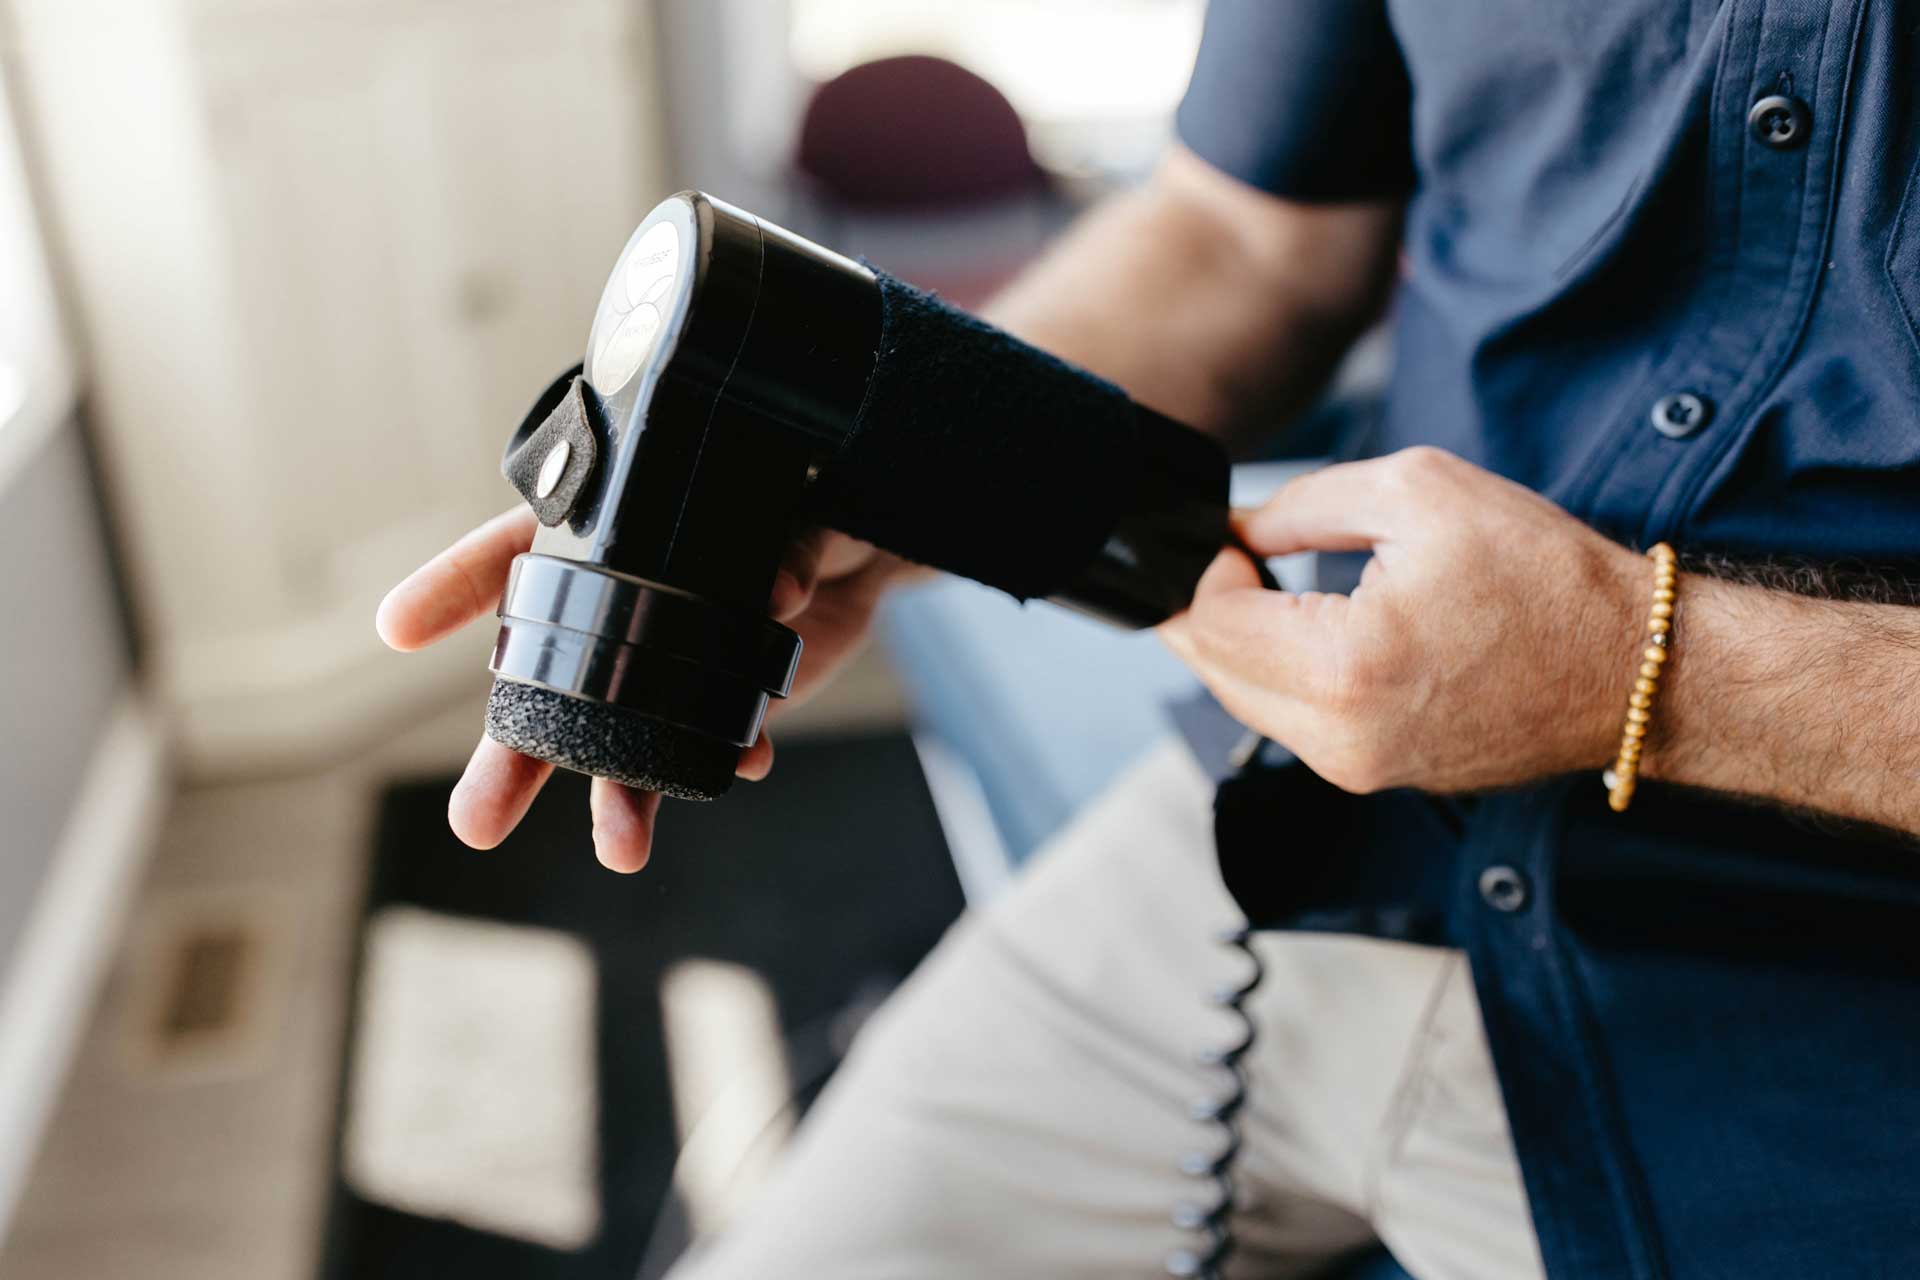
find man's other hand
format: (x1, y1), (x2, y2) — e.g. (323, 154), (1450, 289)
(1161, 448), (1646, 795)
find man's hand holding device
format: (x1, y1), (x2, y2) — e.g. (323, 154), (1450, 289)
(378, 513), (911, 871)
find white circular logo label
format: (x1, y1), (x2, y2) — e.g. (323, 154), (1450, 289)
(589, 221), (679, 396)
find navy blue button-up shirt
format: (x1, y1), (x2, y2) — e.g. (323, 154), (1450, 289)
(1177, 2), (1920, 1275)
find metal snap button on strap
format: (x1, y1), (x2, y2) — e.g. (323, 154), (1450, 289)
(1650, 392), (1711, 439)
(1478, 865), (1530, 913)
(1748, 94), (1810, 150)
(535, 439), (572, 498)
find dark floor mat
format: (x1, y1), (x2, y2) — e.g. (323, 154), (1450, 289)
(320, 731), (964, 1280)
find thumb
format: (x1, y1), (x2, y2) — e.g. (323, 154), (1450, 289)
(1158, 539), (1264, 644)
(1163, 533), (1349, 695)
(1162, 579), (1347, 711)
(1239, 457), (1407, 558)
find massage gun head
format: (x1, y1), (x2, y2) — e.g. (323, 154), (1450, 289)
(486, 192), (877, 799)
(485, 190), (1232, 801)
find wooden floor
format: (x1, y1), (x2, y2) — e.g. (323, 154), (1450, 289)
(0, 656), (907, 1280)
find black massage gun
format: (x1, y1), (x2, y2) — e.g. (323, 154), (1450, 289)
(486, 191), (1234, 801)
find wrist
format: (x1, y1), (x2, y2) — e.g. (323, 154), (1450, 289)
(1574, 538), (1657, 773)
(1625, 564), (1920, 834)
(1634, 570), (1805, 790)
(1635, 567), (1824, 795)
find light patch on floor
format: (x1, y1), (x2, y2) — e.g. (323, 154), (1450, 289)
(343, 907), (600, 1252)
(661, 958), (794, 1235)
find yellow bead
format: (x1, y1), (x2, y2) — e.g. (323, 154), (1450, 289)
(1640, 661), (1662, 679)
(1628, 692), (1651, 710)
(1648, 617), (1670, 635)
(1650, 601), (1674, 620)
(1620, 745), (1642, 762)
(1652, 587), (1676, 603)
(1644, 646), (1668, 664)
(1627, 706), (1651, 724)
(1624, 721), (1647, 739)
(1634, 677), (1657, 695)
(1649, 542), (1676, 562)
(1654, 574), (1677, 593)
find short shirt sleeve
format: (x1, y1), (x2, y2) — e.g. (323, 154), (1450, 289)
(1175, 0), (1414, 202)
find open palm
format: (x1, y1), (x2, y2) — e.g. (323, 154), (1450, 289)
(376, 508), (914, 872)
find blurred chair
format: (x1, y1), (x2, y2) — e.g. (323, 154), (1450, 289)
(798, 54), (1044, 210)
(790, 54), (1067, 307)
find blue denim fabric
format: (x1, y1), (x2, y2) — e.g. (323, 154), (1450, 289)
(1179, 2), (1920, 1275)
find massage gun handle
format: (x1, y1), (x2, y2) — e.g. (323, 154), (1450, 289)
(1044, 403), (1233, 629)
(803, 268), (1234, 630)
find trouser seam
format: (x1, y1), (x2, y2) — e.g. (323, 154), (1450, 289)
(1359, 951), (1464, 1223)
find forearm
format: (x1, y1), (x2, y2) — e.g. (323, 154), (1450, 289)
(1638, 569), (1920, 835)
(981, 147), (1401, 451)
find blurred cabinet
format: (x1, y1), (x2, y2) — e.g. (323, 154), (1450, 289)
(5, 0), (667, 770)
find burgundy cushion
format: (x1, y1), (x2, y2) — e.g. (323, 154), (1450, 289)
(797, 55), (1044, 209)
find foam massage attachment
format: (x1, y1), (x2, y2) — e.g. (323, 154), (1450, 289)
(484, 192), (1231, 799)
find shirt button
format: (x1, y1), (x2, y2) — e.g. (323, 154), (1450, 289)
(1748, 93), (1811, 150)
(1650, 392), (1711, 439)
(1478, 865), (1530, 913)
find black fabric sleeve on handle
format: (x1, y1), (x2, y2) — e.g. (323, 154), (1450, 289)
(811, 270), (1135, 603)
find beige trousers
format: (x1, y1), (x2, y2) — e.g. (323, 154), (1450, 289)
(671, 742), (1547, 1280)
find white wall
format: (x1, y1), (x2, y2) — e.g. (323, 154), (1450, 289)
(6, 0), (671, 773)
(0, 35), (127, 977)
(0, 56), (160, 1241)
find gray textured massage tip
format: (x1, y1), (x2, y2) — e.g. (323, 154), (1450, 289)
(484, 680), (739, 801)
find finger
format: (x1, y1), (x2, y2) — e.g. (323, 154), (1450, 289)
(590, 778), (662, 873)
(769, 569), (811, 622)
(1163, 580), (1348, 702)
(377, 506), (537, 652)
(1160, 602), (1328, 757)
(767, 559), (896, 713)
(1239, 457), (1411, 558)
(817, 532), (879, 580)
(735, 733), (774, 781)
(1187, 543), (1264, 604)
(1161, 620), (1278, 717)
(448, 736), (554, 849)
(1160, 544), (1279, 648)
(770, 529), (833, 621)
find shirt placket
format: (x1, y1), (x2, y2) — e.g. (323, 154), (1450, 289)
(1579, 0), (1861, 549)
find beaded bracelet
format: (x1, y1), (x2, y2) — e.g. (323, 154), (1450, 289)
(1604, 542), (1677, 813)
